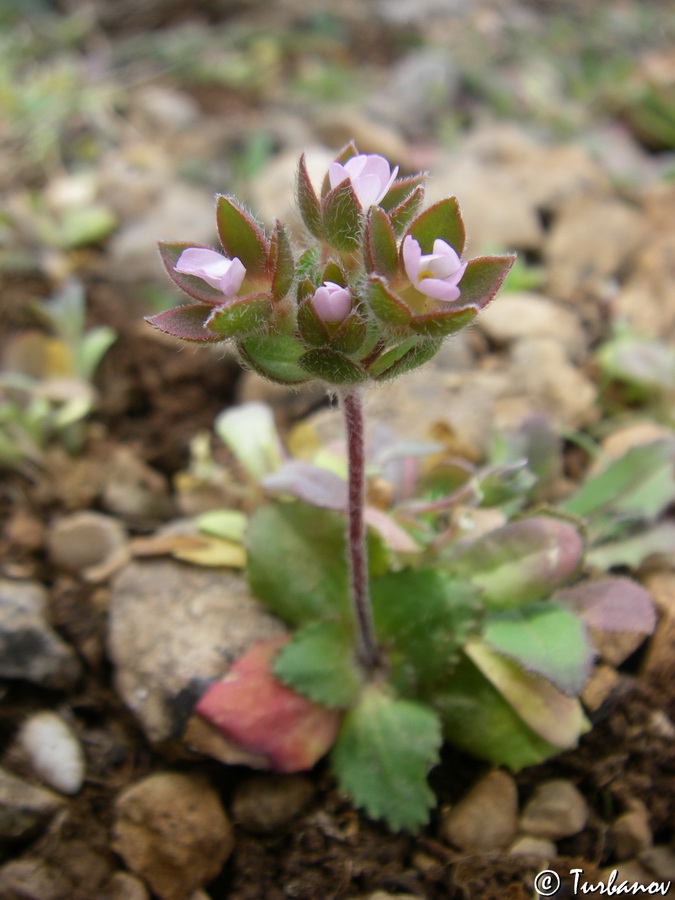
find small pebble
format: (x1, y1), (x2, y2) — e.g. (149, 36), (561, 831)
(47, 511), (129, 580)
(17, 711), (85, 795)
(440, 769), (518, 852)
(508, 835), (557, 859)
(612, 808), (652, 860)
(520, 779), (588, 840)
(0, 765), (65, 840)
(231, 773), (315, 833)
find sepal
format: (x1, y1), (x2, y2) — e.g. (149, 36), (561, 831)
(322, 179), (362, 251)
(269, 220), (294, 301)
(298, 348), (367, 384)
(297, 153), (323, 239)
(457, 254), (517, 309)
(364, 207), (398, 279)
(216, 195), (268, 277)
(206, 293), (272, 337)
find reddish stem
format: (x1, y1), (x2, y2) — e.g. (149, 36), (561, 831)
(341, 388), (381, 672)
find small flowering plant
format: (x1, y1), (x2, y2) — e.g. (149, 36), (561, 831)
(147, 144), (655, 832)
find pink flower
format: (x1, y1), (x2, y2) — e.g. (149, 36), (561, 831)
(174, 247), (246, 298)
(402, 235), (467, 302)
(328, 154), (399, 209)
(312, 281), (352, 323)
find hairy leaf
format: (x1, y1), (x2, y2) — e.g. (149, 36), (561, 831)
(238, 334), (311, 385)
(371, 569), (482, 695)
(456, 255), (517, 309)
(297, 153), (323, 239)
(322, 179), (361, 251)
(430, 653), (565, 771)
(483, 602), (595, 696)
(145, 304), (223, 342)
(465, 640), (589, 748)
(215, 195), (268, 276)
(298, 348), (367, 384)
(407, 196), (465, 257)
(364, 207), (399, 278)
(206, 294), (272, 337)
(274, 620), (362, 707)
(331, 685), (442, 831)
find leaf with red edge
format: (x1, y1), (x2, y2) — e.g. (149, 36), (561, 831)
(195, 636), (341, 773)
(407, 196), (466, 256)
(297, 154), (323, 239)
(389, 184), (425, 236)
(206, 293), (272, 337)
(158, 242), (226, 305)
(408, 305), (477, 338)
(554, 577), (656, 635)
(459, 255), (517, 310)
(365, 207), (399, 279)
(216, 195), (268, 276)
(145, 304), (224, 342)
(382, 174), (426, 214)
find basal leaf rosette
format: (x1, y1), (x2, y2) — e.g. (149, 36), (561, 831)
(146, 196), (294, 343)
(366, 196), (515, 341)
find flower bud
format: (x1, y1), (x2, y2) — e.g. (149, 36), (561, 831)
(311, 281), (352, 324)
(174, 247), (246, 299)
(403, 235), (466, 302)
(328, 154), (399, 209)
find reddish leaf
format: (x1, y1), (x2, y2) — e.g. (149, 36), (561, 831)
(554, 577), (656, 634)
(459, 255), (517, 310)
(145, 304), (224, 342)
(195, 637), (341, 772)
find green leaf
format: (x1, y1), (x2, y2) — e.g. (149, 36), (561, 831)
(408, 196), (465, 256)
(388, 184), (425, 236)
(367, 276), (412, 328)
(364, 207), (399, 278)
(274, 620), (363, 707)
(298, 348), (367, 384)
(269, 221), (294, 300)
(297, 300), (330, 347)
(371, 569), (482, 695)
(215, 195), (268, 276)
(367, 337), (441, 380)
(237, 334), (311, 385)
(483, 602), (594, 696)
(442, 516), (584, 609)
(381, 174), (425, 214)
(465, 640), (589, 748)
(457, 255), (516, 309)
(331, 685), (442, 831)
(560, 439), (675, 524)
(429, 652), (566, 771)
(206, 294), (272, 337)
(322, 179), (361, 251)
(246, 502), (350, 626)
(330, 313), (367, 355)
(409, 305), (477, 338)
(297, 153), (323, 239)
(597, 333), (675, 396)
(78, 326), (117, 382)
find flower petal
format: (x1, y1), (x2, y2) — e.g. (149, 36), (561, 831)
(402, 234), (422, 282)
(175, 248), (233, 291)
(416, 278), (463, 302)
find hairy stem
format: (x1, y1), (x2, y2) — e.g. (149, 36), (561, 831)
(340, 387), (381, 672)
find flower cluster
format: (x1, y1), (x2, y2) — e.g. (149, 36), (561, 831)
(147, 141), (515, 386)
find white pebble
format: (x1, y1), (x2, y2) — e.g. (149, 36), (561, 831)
(18, 711), (85, 795)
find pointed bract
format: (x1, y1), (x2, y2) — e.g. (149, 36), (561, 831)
(216, 195), (268, 277)
(145, 304), (225, 342)
(297, 154), (323, 239)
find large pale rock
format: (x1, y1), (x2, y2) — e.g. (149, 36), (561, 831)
(502, 338), (598, 430)
(0, 767), (65, 841)
(112, 772), (234, 900)
(0, 578), (81, 689)
(108, 560), (285, 744)
(440, 770), (518, 852)
(520, 779), (588, 839)
(477, 291), (587, 360)
(545, 194), (647, 300)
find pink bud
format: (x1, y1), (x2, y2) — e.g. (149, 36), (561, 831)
(311, 281), (352, 323)
(402, 235), (467, 302)
(175, 247), (246, 297)
(328, 154), (399, 209)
